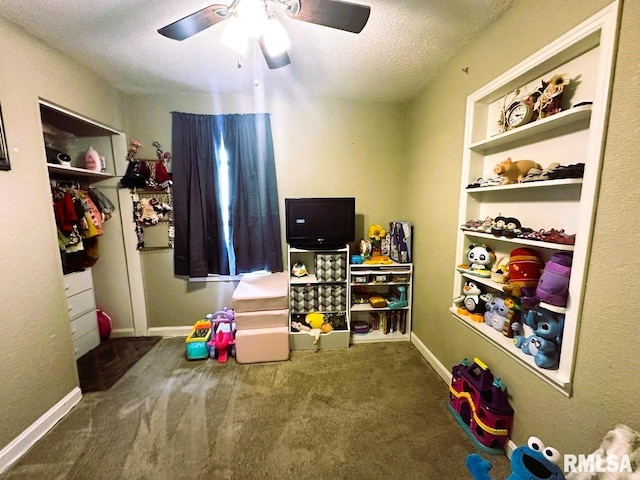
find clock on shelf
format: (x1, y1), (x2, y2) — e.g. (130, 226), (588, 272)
(505, 94), (538, 130)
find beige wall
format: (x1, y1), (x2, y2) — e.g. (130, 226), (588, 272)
(122, 94), (408, 328)
(406, 0), (640, 452)
(0, 17), (126, 448)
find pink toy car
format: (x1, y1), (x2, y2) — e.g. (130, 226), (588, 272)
(206, 308), (236, 363)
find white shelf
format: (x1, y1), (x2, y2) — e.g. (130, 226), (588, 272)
(466, 178), (583, 193)
(469, 104), (592, 153)
(351, 261), (411, 270)
(449, 307), (570, 388)
(48, 164), (114, 179)
(351, 330), (410, 344)
(351, 304), (410, 313)
(460, 231), (575, 251)
(452, 4), (619, 395)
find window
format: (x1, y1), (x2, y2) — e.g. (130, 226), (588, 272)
(171, 112), (283, 278)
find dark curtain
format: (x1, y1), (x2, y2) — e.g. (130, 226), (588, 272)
(171, 112), (229, 277)
(222, 114), (282, 274)
(171, 112), (282, 277)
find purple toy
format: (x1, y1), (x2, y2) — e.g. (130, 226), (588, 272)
(448, 358), (514, 454)
(536, 252), (572, 307)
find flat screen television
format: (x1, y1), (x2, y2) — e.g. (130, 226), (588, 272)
(285, 197), (355, 249)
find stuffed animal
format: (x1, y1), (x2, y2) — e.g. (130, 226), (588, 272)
(536, 252), (573, 307)
(484, 294), (508, 330)
(292, 319), (322, 345)
(494, 158), (542, 185)
(513, 306), (564, 369)
(457, 244), (495, 278)
(321, 321), (334, 333)
(502, 248), (543, 298)
(453, 280), (486, 322)
(466, 436), (565, 480)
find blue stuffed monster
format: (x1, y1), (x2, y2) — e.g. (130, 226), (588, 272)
(513, 308), (564, 369)
(466, 436), (565, 480)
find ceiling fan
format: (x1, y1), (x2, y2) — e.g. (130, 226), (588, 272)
(158, 0), (371, 69)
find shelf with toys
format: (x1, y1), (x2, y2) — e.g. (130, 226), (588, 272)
(468, 104), (592, 153)
(287, 245), (351, 350)
(41, 100), (121, 176)
(452, 5), (619, 395)
(459, 230), (575, 252)
(349, 222), (413, 343)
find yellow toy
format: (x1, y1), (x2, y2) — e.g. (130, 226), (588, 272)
(493, 157), (541, 185)
(321, 321), (334, 333)
(306, 312), (324, 329)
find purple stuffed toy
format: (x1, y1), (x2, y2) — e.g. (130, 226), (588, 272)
(536, 253), (572, 307)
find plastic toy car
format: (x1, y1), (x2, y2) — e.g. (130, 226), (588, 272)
(206, 308), (236, 363)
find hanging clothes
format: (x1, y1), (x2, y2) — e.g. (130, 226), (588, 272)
(50, 181), (115, 274)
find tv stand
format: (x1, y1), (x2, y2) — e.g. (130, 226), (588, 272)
(287, 244), (351, 349)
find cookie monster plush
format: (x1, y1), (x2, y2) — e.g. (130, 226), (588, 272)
(466, 436), (565, 480)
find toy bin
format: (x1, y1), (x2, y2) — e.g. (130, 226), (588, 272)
(351, 271), (370, 284)
(317, 285), (347, 311)
(290, 285), (318, 312)
(315, 253), (346, 282)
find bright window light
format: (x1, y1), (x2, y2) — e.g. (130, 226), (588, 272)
(216, 136), (236, 274)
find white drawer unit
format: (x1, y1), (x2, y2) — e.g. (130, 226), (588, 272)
(64, 269), (99, 359)
(64, 268), (93, 297)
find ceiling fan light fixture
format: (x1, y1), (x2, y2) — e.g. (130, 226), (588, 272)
(262, 17), (291, 56)
(236, 0), (268, 39)
(221, 16), (249, 55)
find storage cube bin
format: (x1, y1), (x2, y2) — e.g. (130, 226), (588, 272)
(317, 285), (347, 311)
(352, 272), (369, 284)
(391, 273), (410, 283)
(372, 273), (390, 283)
(315, 253), (346, 282)
(290, 285), (317, 312)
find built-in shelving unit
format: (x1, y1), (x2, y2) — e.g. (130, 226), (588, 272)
(41, 100), (125, 357)
(41, 100), (120, 177)
(451, 3), (620, 395)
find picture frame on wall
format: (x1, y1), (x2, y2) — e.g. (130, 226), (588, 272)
(0, 104), (10, 171)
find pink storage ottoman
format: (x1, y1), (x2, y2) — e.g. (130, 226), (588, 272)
(235, 308), (288, 330)
(232, 272), (289, 313)
(235, 327), (289, 364)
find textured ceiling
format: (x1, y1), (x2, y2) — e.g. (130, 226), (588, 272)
(0, 0), (517, 102)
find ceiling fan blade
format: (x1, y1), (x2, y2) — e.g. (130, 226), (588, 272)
(258, 38), (291, 69)
(289, 0), (370, 34)
(158, 4), (229, 41)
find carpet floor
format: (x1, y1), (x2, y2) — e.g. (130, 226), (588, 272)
(2, 338), (511, 479)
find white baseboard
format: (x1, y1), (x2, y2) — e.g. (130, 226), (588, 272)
(0, 387), (82, 475)
(410, 332), (452, 384)
(410, 332), (517, 459)
(148, 326), (190, 337)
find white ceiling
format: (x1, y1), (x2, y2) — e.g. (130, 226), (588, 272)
(0, 0), (517, 102)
